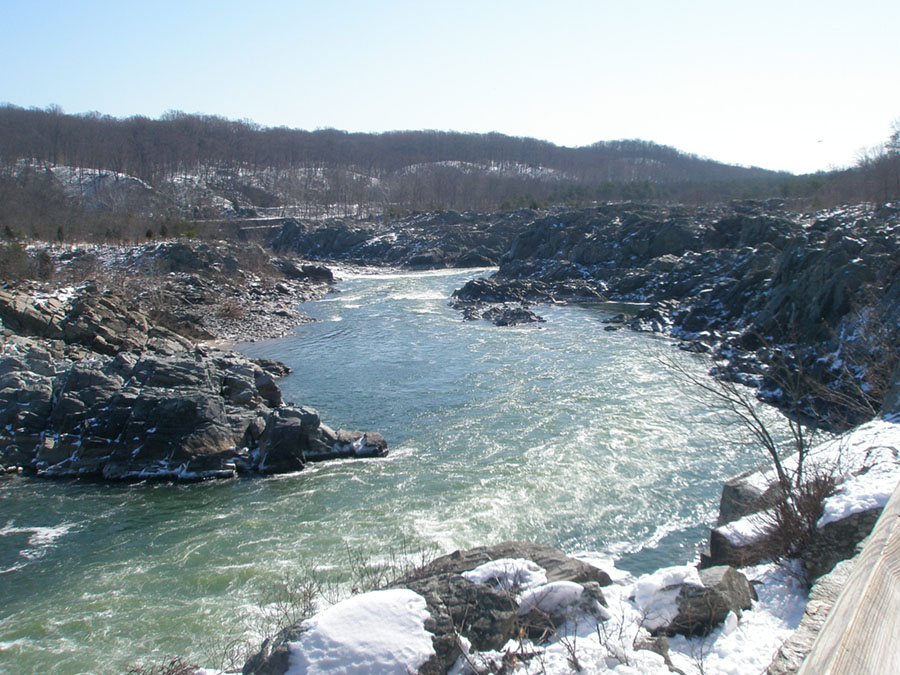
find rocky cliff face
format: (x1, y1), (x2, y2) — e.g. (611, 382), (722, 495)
(452, 201), (900, 427)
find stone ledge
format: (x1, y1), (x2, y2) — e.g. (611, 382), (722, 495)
(797, 478), (900, 674)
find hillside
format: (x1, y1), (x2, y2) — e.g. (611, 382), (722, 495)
(0, 106), (800, 240)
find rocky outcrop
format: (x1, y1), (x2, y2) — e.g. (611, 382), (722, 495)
(0, 260), (385, 482)
(243, 541), (612, 675)
(450, 201), (900, 427)
(399, 542), (613, 669)
(0, 283), (192, 356)
(269, 210), (538, 269)
(0, 340), (387, 480)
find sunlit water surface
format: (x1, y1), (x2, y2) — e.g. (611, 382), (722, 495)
(0, 268), (787, 673)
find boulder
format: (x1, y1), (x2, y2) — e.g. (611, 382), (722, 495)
(652, 566), (756, 638)
(482, 305), (545, 327)
(704, 519), (775, 569)
(402, 541), (612, 587)
(404, 572), (517, 655)
(716, 471), (780, 525)
(256, 411), (309, 474)
(243, 542), (612, 675)
(518, 580), (609, 640)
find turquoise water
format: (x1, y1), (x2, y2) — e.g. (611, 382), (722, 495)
(0, 268), (786, 673)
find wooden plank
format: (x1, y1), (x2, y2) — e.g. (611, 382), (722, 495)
(798, 480), (900, 674)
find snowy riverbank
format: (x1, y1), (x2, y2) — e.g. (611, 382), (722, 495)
(238, 415), (900, 675)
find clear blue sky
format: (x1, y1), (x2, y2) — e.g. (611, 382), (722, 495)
(2, 0), (898, 174)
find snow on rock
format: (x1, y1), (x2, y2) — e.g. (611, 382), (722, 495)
(518, 580), (587, 617)
(630, 564), (703, 632)
(716, 510), (774, 547)
(819, 454), (900, 526)
(286, 589), (435, 674)
(452, 560), (808, 675)
(818, 415), (900, 526)
(717, 416), (900, 540)
(461, 557), (548, 593)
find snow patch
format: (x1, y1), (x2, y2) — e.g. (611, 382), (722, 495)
(518, 580), (586, 616)
(286, 589), (435, 674)
(631, 564), (702, 632)
(461, 557), (548, 593)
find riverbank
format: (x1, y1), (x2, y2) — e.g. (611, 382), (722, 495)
(0, 241), (390, 481)
(242, 412), (900, 675)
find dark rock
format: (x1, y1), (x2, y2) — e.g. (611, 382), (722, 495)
(253, 358), (293, 379)
(483, 306), (545, 326)
(0, 335), (387, 481)
(662, 566), (757, 637)
(804, 507), (882, 581)
(254, 371), (282, 407)
(400, 541), (612, 587)
(716, 472), (777, 526)
(704, 524), (773, 569)
(405, 572), (517, 652)
(0, 364), (55, 432)
(256, 411), (308, 474)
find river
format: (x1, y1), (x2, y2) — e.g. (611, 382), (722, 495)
(0, 267), (787, 673)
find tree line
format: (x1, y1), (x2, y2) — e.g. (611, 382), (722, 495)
(0, 105), (897, 242)
(0, 105), (781, 185)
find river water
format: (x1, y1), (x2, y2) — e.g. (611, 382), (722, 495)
(0, 268), (786, 673)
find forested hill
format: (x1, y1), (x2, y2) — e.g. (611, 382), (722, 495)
(1, 106), (897, 242)
(0, 105), (777, 185)
(0, 106), (791, 222)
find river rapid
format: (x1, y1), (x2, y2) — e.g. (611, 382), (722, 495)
(0, 268), (788, 673)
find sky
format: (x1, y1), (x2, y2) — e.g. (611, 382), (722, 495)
(1, 0), (898, 174)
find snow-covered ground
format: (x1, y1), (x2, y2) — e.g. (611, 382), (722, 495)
(718, 414), (900, 547)
(248, 415), (900, 674)
(255, 557), (805, 675)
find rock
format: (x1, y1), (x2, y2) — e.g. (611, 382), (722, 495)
(274, 258), (335, 283)
(0, 364), (55, 432)
(254, 371), (282, 407)
(256, 411), (309, 474)
(482, 305), (545, 326)
(304, 428), (389, 462)
(518, 580), (609, 640)
(804, 507), (882, 581)
(0, 337), (387, 482)
(241, 624), (305, 675)
(0, 288), (67, 339)
(704, 522), (774, 569)
(716, 471), (778, 525)
(243, 542), (611, 675)
(662, 566), (757, 637)
(402, 541), (613, 587)
(405, 572), (517, 652)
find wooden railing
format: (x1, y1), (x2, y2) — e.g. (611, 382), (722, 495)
(798, 480), (900, 674)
